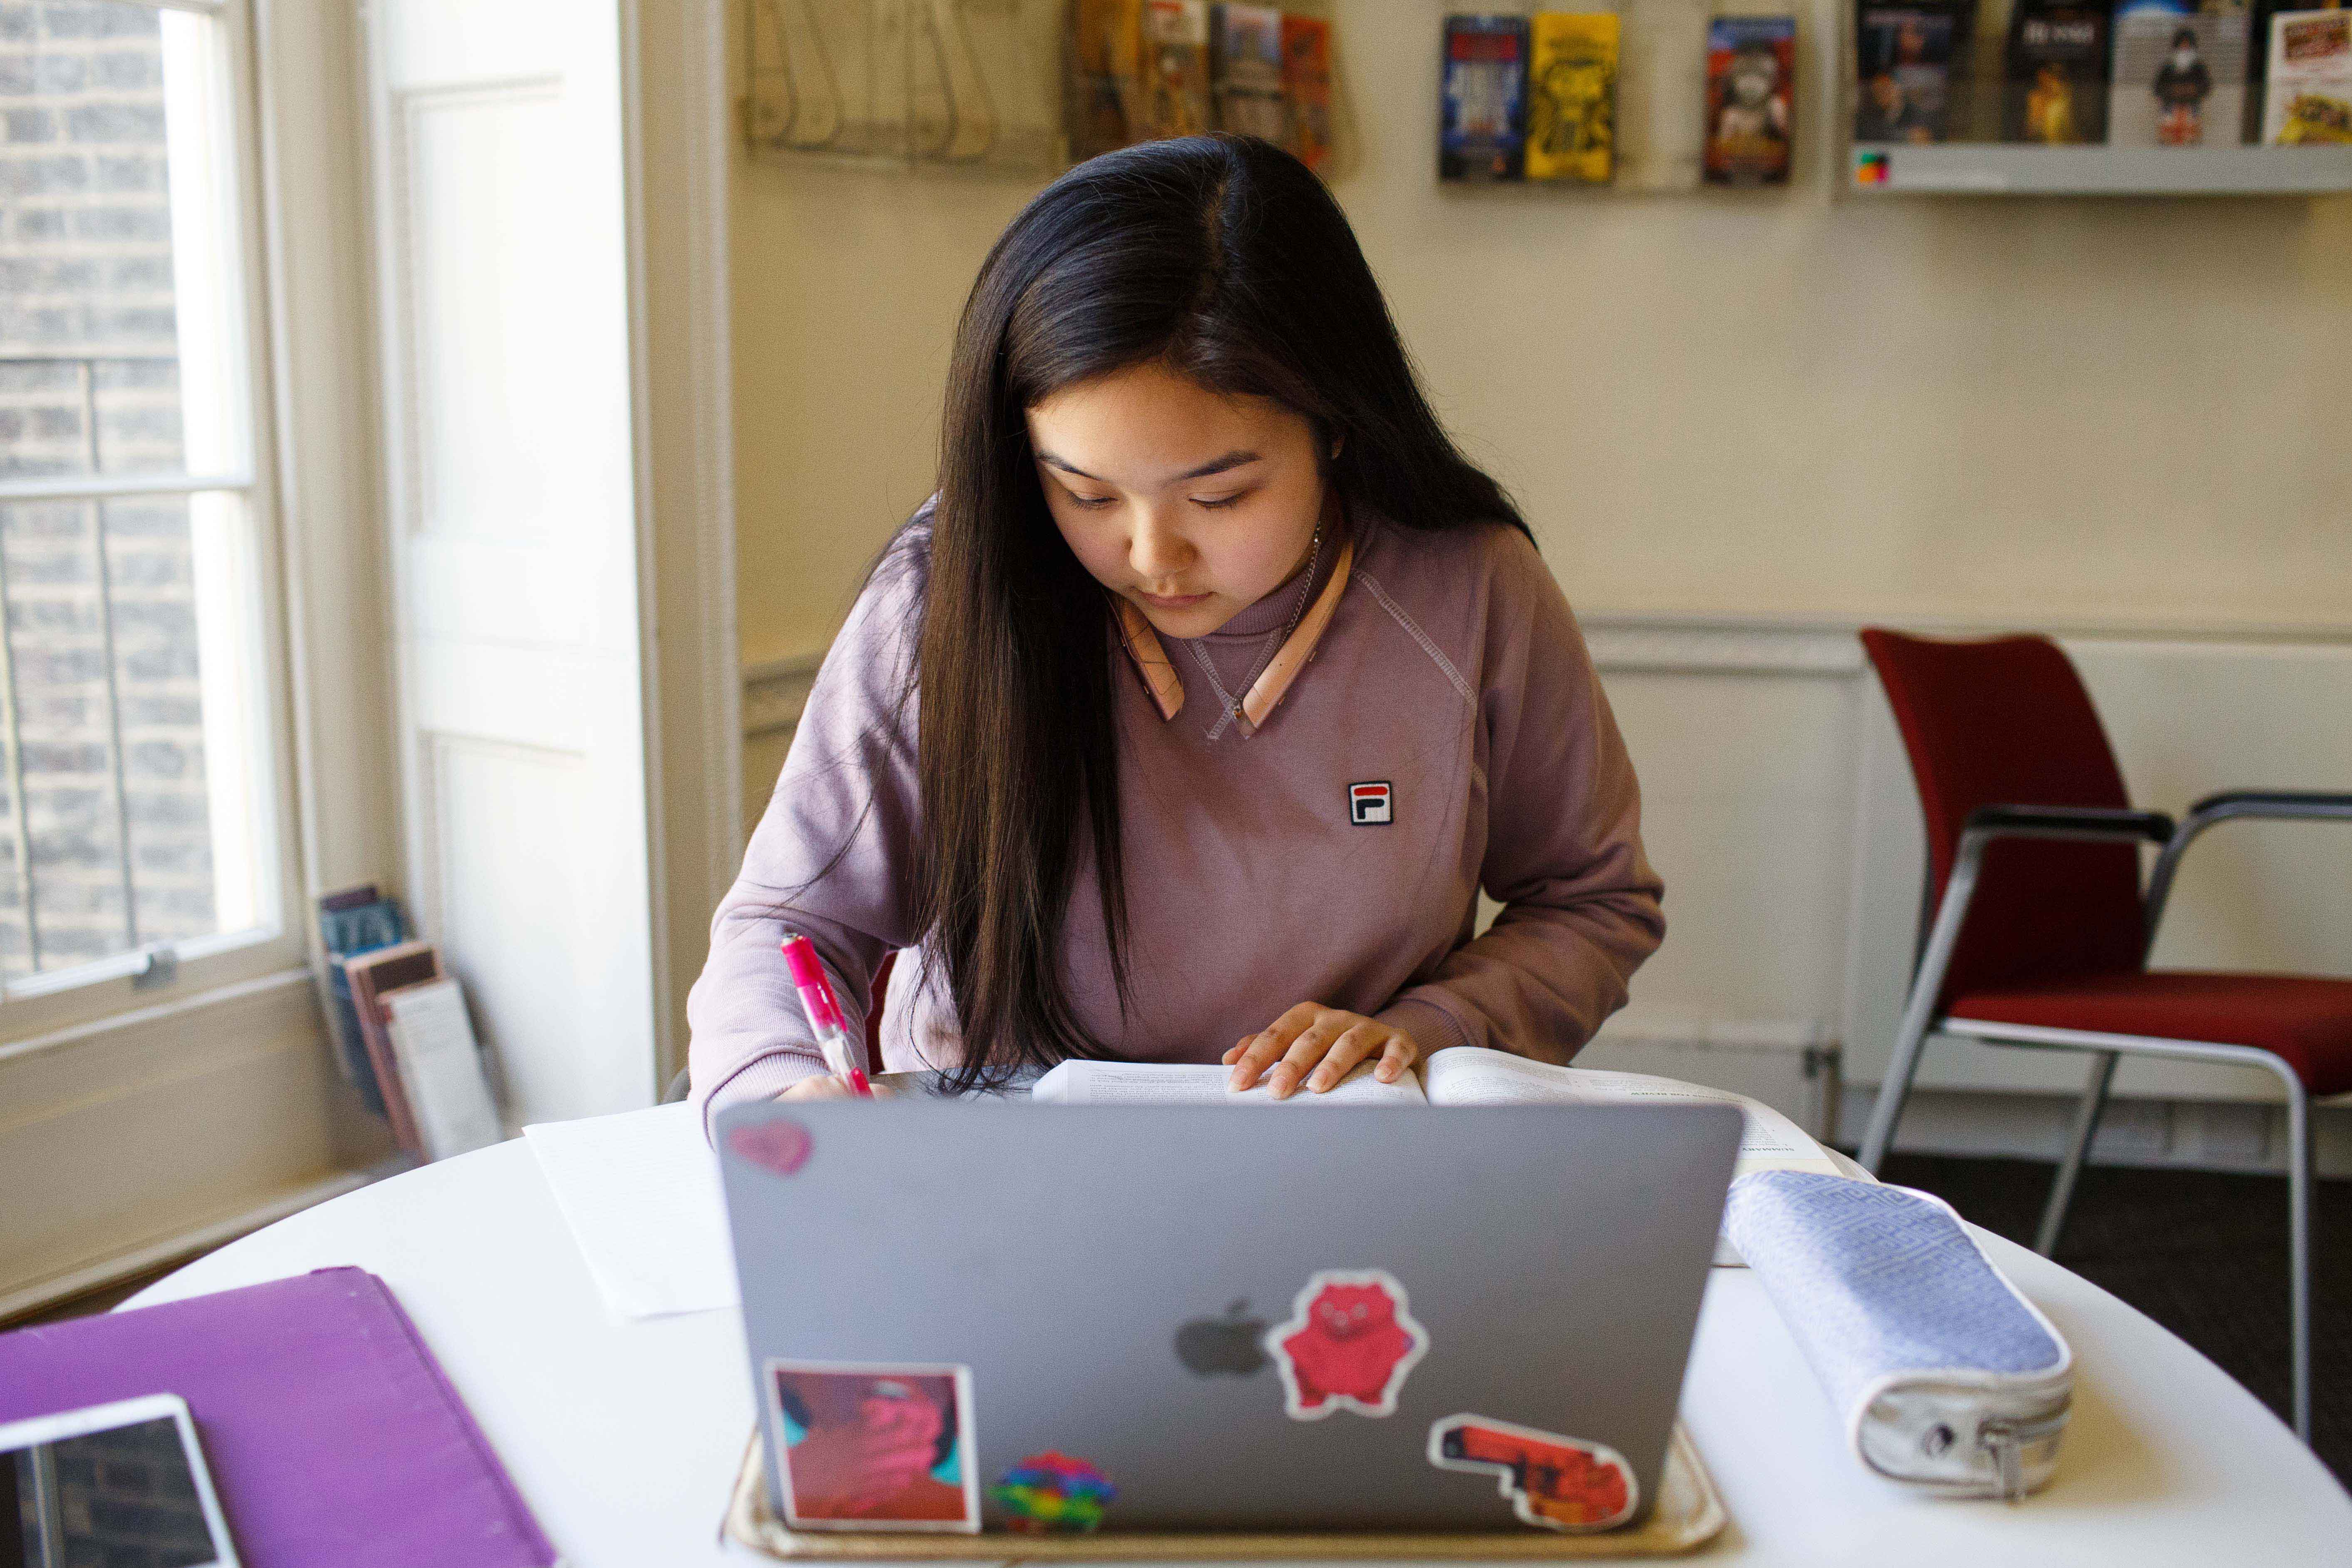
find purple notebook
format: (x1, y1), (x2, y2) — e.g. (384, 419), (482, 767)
(0, 1266), (555, 1568)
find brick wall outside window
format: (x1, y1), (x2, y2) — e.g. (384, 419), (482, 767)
(0, 0), (221, 982)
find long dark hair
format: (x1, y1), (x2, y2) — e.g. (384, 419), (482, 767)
(911, 134), (1526, 1092)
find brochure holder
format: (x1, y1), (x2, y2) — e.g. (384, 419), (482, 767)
(1437, 0), (1814, 194)
(743, 0), (1069, 173)
(1840, 0), (2352, 194)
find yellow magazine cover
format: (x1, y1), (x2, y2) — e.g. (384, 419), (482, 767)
(1526, 13), (1620, 181)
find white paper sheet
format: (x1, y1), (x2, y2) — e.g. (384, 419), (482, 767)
(524, 1102), (740, 1322)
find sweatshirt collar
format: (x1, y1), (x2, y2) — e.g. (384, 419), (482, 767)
(1112, 531), (1355, 737)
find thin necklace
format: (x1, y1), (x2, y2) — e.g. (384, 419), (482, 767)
(1192, 513), (1324, 733)
(1238, 515), (1325, 699)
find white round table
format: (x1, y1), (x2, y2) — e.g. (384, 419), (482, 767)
(129, 1125), (2350, 1565)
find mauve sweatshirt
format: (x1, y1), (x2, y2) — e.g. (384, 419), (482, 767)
(688, 506), (1664, 1126)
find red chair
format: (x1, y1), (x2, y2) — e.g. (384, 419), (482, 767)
(865, 950), (897, 1059)
(1852, 629), (2352, 1441)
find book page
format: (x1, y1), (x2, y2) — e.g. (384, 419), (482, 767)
(1031, 1059), (1428, 1107)
(1424, 1047), (1843, 1180)
(1425, 1047), (1849, 1266)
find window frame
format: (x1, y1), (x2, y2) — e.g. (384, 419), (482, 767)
(0, 0), (308, 1046)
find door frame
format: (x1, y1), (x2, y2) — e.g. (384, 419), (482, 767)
(623, 0), (741, 1090)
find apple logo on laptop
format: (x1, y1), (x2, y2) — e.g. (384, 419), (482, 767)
(1174, 1300), (1269, 1377)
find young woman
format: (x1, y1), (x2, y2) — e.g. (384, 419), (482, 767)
(689, 134), (1662, 1120)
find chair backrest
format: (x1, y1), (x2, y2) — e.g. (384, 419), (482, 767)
(1859, 629), (2145, 1005)
(866, 949), (897, 1061)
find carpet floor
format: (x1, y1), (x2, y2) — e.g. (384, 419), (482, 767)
(1875, 1151), (2352, 1484)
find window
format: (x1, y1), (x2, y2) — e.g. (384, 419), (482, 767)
(0, 0), (282, 1001)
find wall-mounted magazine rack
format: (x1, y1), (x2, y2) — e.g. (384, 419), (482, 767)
(1842, 140), (2352, 191)
(1437, 0), (1813, 193)
(743, 0), (1068, 174)
(1837, 0), (2352, 194)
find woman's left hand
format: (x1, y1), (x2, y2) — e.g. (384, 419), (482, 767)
(1224, 1003), (1421, 1098)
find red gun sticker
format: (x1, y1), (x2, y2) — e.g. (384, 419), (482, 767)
(1427, 1414), (1638, 1532)
(1264, 1268), (1430, 1420)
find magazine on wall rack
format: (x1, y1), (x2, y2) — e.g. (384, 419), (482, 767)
(1140, 0), (1213, 138)
(1440, 14), (1529, 178)
(1068, 0), (1142, 157)
(1704, 15), (1796, 182)
(2108, 0), (2248, 147)
(1855, 0), (1962, 142)
(2263, 8), (2352, 144)
(1526, 12), (1620, 182)
(1212, 2), (1290, 141)
(1282, 14), (1335, 170)
(2004, 0), (2113, 142)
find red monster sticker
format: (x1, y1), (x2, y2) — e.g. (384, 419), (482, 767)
(1264, 1268), (1430, 1420)
(1427, 1414), (1638, 1532)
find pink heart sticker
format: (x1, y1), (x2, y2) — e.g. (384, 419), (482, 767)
(729, 1118), (813, 1176)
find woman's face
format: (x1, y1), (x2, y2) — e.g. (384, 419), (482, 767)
(1027, 360), (1328, 640)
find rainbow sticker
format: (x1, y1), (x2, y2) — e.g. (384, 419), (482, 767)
(989, 1452), (1117, 1533)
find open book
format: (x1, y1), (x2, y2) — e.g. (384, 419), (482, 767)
(1032, 1046), (1855, 1264)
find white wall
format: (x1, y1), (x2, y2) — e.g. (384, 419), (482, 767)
(733, 0), (2352, 664)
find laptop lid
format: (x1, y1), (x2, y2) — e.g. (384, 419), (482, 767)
(714, 1100), (1739, 1534)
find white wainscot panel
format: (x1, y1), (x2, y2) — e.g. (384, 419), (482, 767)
(1600, 665), (1861, 1034)
(398, 77), (631, 547)
(423, 732), (634, 1125)
(378, 0), (582, 87)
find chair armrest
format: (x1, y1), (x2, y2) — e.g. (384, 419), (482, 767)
(1892, 804), (2180, 1098)
(2143, 790), (2352, 942)
(1960, 804), (2177, 847)
(2183, 790), (2352, 827)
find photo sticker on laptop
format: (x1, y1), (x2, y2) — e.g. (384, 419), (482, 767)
(1264, 1268), (1430, 1420)
(766, 1360), (982, 1533)
(1426, 1413), (1638, 1531)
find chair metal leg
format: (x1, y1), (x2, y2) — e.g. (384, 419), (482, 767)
(1857, 999), (1938, 1174)
(1860, 851), (1985, 1175)
(2034, 1050), (2117, 1257)
(2285, 1076), (2313, 1444)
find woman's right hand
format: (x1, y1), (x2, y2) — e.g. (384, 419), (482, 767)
(781, 1073), (896, 1101)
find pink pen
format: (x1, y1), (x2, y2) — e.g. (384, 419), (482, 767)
(779, 932), (874, 1096)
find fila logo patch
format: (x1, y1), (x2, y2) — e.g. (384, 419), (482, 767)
(1350, 781), (1393, 826)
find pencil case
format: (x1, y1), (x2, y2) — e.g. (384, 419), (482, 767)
(1721, 1171), (2072, 1500)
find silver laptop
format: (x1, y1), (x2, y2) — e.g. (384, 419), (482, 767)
(713, 1098), (1739, 1535)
